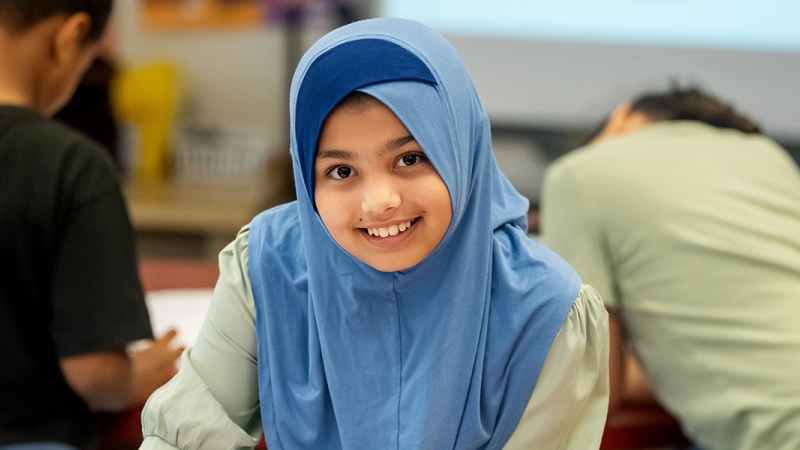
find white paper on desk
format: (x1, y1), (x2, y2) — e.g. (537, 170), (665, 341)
(145, 289), (214, 349)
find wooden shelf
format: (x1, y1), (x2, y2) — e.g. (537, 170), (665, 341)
(124, 175), (282, 235)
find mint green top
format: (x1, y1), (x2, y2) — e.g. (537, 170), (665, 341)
(139, 225), (610, 449)
(542, 121), (800, 450)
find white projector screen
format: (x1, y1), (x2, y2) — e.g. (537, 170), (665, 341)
(381, 0), (800, 141)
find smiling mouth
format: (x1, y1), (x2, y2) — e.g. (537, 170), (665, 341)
(364, 217), (420, 238)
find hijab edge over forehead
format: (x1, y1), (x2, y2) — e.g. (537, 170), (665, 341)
(292, 35), (441, 205)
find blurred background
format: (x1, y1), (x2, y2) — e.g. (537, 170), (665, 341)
(79, 0), (800, 259)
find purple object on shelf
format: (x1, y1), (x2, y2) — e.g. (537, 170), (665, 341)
(262, 0), (351, 25)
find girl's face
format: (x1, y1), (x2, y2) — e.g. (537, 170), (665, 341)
(314, 101), (452, 272)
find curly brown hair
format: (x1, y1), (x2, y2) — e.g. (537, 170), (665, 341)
(630, 87), (761, 134)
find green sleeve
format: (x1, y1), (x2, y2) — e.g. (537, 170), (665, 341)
(140, 225), (261, 449)
(541, 161), (618, 308)
(139, 436), (181, 450)
(505, 285), (610, 449)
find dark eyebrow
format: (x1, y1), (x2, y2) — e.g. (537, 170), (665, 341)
(379, 135), (417, 157)
(316, 135), (418, 161)
(316, 149), (354, 160)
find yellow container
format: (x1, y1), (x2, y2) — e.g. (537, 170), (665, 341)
(111, 63), (181, 180)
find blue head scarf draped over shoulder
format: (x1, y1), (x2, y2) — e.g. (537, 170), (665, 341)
(248, 18), (582, 449)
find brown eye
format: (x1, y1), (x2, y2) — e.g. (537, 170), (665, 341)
(330, 166), (353, 180)
(397, 154), (420, 167)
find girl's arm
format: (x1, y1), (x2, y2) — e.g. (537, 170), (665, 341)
(140, 225), (262, 449)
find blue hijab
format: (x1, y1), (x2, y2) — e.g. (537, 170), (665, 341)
(248, 18), (581, 449)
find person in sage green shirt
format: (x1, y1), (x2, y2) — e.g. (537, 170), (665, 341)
(541, 88), (800, 450)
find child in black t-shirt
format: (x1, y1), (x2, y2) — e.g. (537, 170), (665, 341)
(0, 2), (181, 449)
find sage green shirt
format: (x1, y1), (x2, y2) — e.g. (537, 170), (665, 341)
(140, 225), (610, 449)
(542, 121), (800, 450)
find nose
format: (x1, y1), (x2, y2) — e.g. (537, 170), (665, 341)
(361, 175), (401, 214)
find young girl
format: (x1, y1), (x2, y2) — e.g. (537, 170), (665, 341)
(140, 18), (608, 449)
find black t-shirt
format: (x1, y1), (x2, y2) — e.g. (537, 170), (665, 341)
(0, 105), (153, 449)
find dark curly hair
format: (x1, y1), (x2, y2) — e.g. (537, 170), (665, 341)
(630, 87), (761, 134)
(0, 0), (113, 41)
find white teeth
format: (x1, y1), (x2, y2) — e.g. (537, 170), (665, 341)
(367, 220), (414, 238)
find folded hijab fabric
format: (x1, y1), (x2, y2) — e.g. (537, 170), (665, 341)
(248, 18), (581, 449)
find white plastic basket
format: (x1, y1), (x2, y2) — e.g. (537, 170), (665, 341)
(173, 127), (272, 178)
